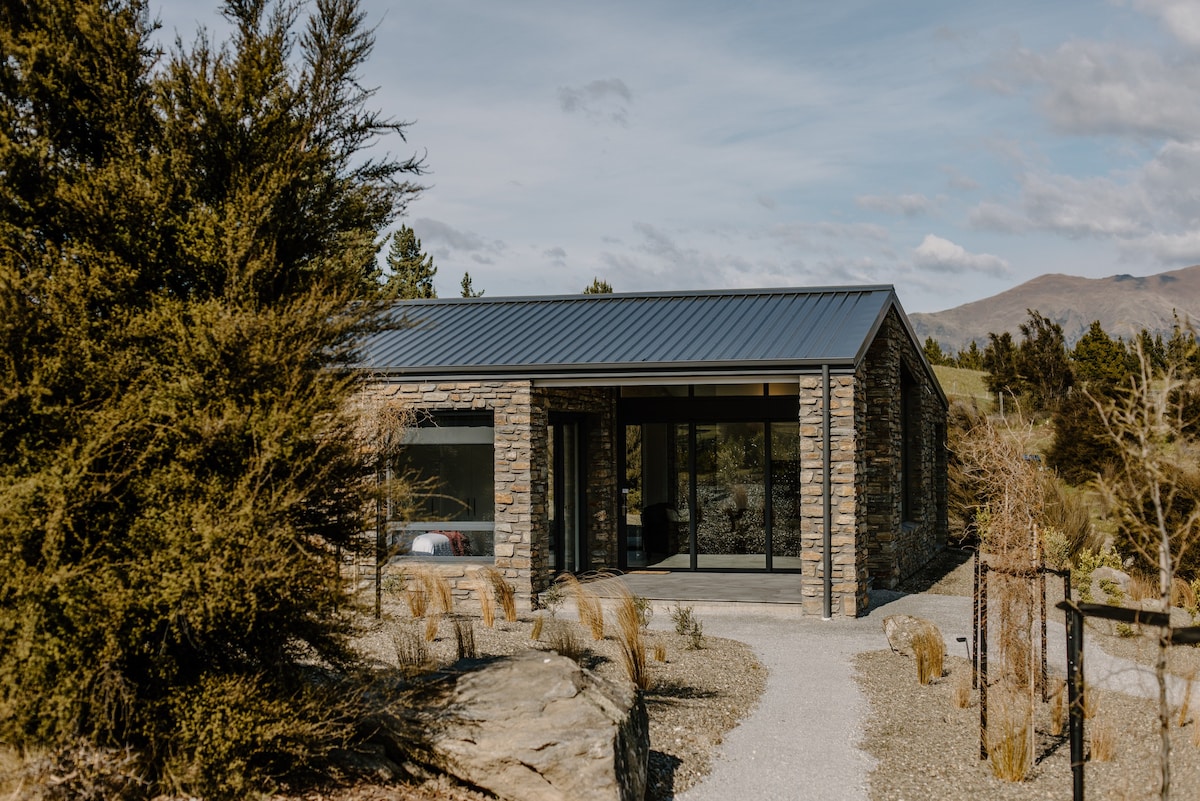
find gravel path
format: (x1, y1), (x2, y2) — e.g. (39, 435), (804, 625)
(655, 578), (1200, 801)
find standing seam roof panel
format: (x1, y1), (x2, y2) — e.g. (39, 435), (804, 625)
(361, 286), (902, 372)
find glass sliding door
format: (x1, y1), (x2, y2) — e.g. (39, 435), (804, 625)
(620, 406), (800, 572)
(625, 423), (689, 569)
(694, 422), (767, 569)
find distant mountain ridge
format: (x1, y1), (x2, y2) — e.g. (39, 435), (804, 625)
(909, 265), (1200, 353)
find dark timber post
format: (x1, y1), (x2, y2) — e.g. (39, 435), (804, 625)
(822, 364), (832, 620)
(972, 549), (980, 689)
(1063, 602), (1085, 801)
(1040, 562), (1048, 703)
(979, 560), (989, 759)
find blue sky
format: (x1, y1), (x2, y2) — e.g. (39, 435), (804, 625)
(151, 0), (1200, 313)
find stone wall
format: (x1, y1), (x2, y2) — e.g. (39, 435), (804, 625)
(364, 381), (619, 609)
(859, 309), (948, 590)
(366, 380), (542, 610)
(798, 373), (862, 616)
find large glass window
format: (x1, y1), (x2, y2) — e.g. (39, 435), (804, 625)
(623, 414), (800, 571)
(694, 422), (766, 569)
(390, 412), (494, 558)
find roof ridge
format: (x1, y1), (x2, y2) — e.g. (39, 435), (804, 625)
(390, 284), (897, 305)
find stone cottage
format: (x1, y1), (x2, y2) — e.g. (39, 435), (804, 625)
(361, 285), (948, 617)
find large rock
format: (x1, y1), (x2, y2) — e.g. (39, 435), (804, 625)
(387, 652), (648, 801)
(883, 614), (944, 658)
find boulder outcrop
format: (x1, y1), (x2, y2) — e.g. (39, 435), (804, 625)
(883, 614), (944, 659)
(384, 651), (648, 801)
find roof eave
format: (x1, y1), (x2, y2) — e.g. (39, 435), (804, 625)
(365, 357), (861, 384)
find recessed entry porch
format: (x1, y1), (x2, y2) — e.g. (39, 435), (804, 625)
(617, 385), (804, 573)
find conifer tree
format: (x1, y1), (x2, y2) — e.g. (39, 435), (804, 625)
(956, 340), (985, 371)
(583, 276), (613, 294)
(460, 271), (484, 297)
(385, 224), (437, 298)
(922, 336), (951, 366)
(0, 0), (422, 793)
(1072, 320), (1132, 387)
(983, 331), (1021, 405)
(1048, 320), (1128, 483)
(1016, 309), (1073, 411)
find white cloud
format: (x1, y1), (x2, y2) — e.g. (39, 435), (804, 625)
(968, 139), (1200, 243)
(1137, 0), (1200, 48)
(912, 234), (1010, 277)
(1018, 173), (1149, 238)
(1008, 40), (1200, 140)
(855, 193), (934, 217)
(1121, 231), (1200, 264)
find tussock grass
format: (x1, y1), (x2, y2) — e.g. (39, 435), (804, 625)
(480, 566), (518, 622)
(477, 578), (495, 629)
(613, 589), (650, 690)
(1180, 671), (1196, 728)
(453, 616), (476, 661)
(400, 573), (428, 618)
(1090, 716), (1117, 762)
(1129, 572), (1157, 603)
(423, 570), (455, 616)
(1173, 577), (1197, 611)
(653, 643), (667, 663)
(558, 574), (604, 640)
(1050, 680), (1065, 736)
(952, 670), (971, 709)
(1082, 685), (1098, 720)
(545, 621), (585, 662)
(391, 621), (430, 674)
(912, 626), (945, 685)
(531, 614), (545, 641)
(988, 706), (1032, 782)
(406, 568), (455, 641)
(424, 613), (440, 642)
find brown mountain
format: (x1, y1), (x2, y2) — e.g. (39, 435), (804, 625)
(910, 265), (1200, 353)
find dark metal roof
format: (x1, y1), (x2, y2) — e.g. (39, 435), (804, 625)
(362, 285), (933, 384)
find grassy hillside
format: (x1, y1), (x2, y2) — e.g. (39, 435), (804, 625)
(932, 365), (992, 412)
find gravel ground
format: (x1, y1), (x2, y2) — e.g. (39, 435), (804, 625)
(278, 551), (1200, 801)
(862, 549), (1200, 801)
(275, 599), (766, 801)
(857, 650), (1200, 801)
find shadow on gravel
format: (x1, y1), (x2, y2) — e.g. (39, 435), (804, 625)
(865, 546), (976, 614)
(897, 547), (975, 594)
(647, 749), (681, 800)
(644, 682), (720, 702)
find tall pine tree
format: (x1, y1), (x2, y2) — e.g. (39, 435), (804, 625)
(384, 224), (437, 298)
